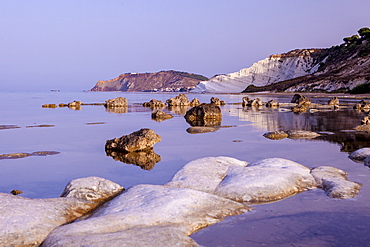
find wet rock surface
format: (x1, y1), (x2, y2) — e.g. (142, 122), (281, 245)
(105, 128), (161, 153)
(151, 110), (173, 121)
(42, 184), (248, 246)
(311, 166), (362, 199)
(184, 103), (222, 126)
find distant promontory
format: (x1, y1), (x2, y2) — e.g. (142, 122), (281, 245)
(90, 70), (208, 92)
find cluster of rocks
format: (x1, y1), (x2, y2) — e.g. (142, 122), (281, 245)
(1, 156), (361, 246)
(263, 130), (321, 140)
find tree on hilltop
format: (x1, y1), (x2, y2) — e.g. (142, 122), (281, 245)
(358, 27), (370, 40)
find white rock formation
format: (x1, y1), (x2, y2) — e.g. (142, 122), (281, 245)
(311, 166), (362, 199)
(214, 158), (317, 202)
(192, 49), (323, 93)
(42, 184), (248, 246)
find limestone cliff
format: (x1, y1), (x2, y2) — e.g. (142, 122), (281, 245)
(90, 71), (208, 92)
(192, 49), (325, 93)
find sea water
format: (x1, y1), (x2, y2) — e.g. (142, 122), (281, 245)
(0, 91), (369, 246)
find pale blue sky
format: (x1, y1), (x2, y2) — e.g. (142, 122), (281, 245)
(1, 0), (369, 91)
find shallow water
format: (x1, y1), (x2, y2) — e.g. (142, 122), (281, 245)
(1, 91), (369, 246)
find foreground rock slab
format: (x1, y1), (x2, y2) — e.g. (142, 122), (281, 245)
(0, 177), (123, 246)
(311, 166), (362, 199)
(105, 128), (161, 152)
(214, 158), (317, 202)
(42, 184), (248, 246)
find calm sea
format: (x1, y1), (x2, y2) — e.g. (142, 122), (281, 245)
(1, 91), (369, 246)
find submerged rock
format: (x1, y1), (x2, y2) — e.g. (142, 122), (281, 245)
(263, 131), (288, 140)
(42, 184), (248, 246)
(0, 151), (60, 160)
(184, 103), (222, 126)
(105, 128), (161, 153)
(42, 104), (58, 108)
(214, 158), (317, 203)
(186, 126), (219, 134)
(311, 166), (362, 199)
(286, 130), (321, 139)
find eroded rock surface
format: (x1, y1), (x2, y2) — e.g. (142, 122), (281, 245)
(214, 158), (317, 203)
(105, 128), (161, 152)
(104, 97), (128, 108)
(311, 166), (362, 199)
(42, 184), (248, 246)
(166, 94), (190, 106)
(143, 99), (166, 108)
(184, 103), (222, 126)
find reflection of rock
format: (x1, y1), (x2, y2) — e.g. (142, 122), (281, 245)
(143, 99), (166, 108)
(105, 107), (128, 114)
(184, 103), (222, 126)
(1, 176), (122, 246)
(286, 130), (320, 139)
(263, 131), (288, 140)
(106, 149), (161, 170)
(105, 128), (161, 152)
(167, 105), (190, 115)
(105, 97), (128, 108)
(311, 166), (362, 199)
(186, 126), (219, 134)
(353, 100), (370, 111)
(166, 94), (190, 106)
(151, 110), (173, 121)
(291, 105), (309, 113)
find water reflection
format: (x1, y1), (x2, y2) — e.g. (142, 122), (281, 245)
(105, 107), (128, 114)
(228, 106), (370, 152)
(105, 149), (161, 170)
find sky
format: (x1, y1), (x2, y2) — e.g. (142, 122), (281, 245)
(1, 0), (370, 91)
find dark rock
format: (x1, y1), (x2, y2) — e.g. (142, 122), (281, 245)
(328, 97), (339, 106)
(189, 98), (201, 107)
(184, 103), (222, 126)
(266, 99), (279, 108)
(105, 97), (128, 108)
(42, 104), (58, 108)
(186, 126), (219, 134)
(166, 94), (190, 106)
(142, 99), (166, 108)
(105, 128), (161, 153)
(210, 97), (225, 106)
(263, 131), (288, 140)
(151, 110), (173, 121)
(291, 94), (311, 106)
(10, 189), (23, 195)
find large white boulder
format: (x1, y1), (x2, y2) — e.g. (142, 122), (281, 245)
(166, 156), (248, 193)
(214, 158), (317, 202)
(42, 184), (248, 246)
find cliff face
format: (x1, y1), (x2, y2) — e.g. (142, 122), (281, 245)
(91, 71), (208, 92)
(192, 49), (325, 93)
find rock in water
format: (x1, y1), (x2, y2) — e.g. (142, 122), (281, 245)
(311, 166), (362, 199)
(60, 177), (124, 202)
(105, 128), (161, 152)
(151, 110), (173, 121)
(214, 158), (317, 203)
(291, 94), (311, 106)
(166, 94), (190, 106)
(348, 147), (370, 161)
(286, 130), (320, 139)
(263, 131), (288, 140)
(41, 184), (248, 246)
(184, 103), (222, 126)
(104, 97), (128, 108)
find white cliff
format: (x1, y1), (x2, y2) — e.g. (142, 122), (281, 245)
(192, 49), (325, 93)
